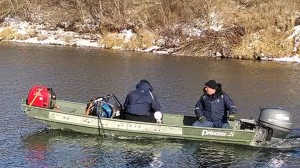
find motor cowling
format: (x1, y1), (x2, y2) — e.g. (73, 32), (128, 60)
(27, 85), (56, 109)
(258, 108), (292, 140)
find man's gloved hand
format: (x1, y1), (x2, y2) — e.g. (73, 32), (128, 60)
(228, 114), (236, 121)
(198, 116), (207, 123)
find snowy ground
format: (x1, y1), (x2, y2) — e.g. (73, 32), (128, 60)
(0, 17), (179, 54)
(260, 55), (300, 63)
(1, 17), (300, 63)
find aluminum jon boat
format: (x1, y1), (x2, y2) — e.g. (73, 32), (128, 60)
(21, 85), (293, 147)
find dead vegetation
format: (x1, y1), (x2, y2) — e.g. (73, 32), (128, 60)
(1, 0), (300, 59)
(0, 28), (16, 40)
(175, 27), (246, 58)
(100, 29), (157, 50)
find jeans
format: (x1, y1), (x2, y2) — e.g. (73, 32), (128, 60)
(193, 120), (230, 128)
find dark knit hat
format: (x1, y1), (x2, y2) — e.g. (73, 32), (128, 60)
(205, 80), (217, 89)
(140, 79), (151, 85)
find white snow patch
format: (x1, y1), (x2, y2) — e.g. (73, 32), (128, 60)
(74, 39), (99, 47)
(287, 25), (300, 40)
(261, 55), (300, 63)
(210, 12), (223, 31)
(119, 29), (134, 43)
(153, 50), (169, 54)
(273, 55), (300, 63)
(182, 26), (203, 37)
(144, 46), (161, 52)
(112, 46), (123, 50)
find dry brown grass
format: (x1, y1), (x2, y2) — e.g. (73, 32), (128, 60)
(99, 32), (124, 49)
(0, 0), (11, 18)
(2, 0), (300, 32)
(124, 29), (157, 50)
(236, 0), (300, 58)
(235, 0), (300, 34)
(100, 29), (157, 50)
(14, 33), (29, 40)
(232, 27), (293, 59)
(63, 35), (73, 45)
(27, 29), (38, 38)
(258, 28), (292, 57)
(1, 0), (300, 58)
(0, 28), (16, 40)
(37, 34), (47, 41)
(232, 33), (260, 59)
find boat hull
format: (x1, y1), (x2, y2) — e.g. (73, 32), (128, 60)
(21, 99), (264, 147)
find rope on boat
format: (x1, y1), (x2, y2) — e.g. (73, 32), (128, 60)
(98, 114), (105, 138)
(96, 98), (105, 138)
(84, 96), (106, 138)
(29, 88), (43, 106)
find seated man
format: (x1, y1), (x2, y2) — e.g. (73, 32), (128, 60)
(123, 79), (162, 123)
(193, 80), (237, 128)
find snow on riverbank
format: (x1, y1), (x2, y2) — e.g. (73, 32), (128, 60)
(259, 25), (300, 63)
(1, 17), (184, 54)
(261, 55), (300, 63)
(1, 17), (300, 63)
(1, 17), (103, 47)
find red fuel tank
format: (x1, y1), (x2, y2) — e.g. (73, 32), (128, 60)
(27, 85), (56, 109)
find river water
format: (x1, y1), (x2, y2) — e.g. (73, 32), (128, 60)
(1, 42), (300, 167)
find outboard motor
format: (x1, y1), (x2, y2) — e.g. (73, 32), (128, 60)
(26, 85), (56, 109)
(258, 108), (292, 140)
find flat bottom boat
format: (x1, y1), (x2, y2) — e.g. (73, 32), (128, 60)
(21, 85), (293, 147)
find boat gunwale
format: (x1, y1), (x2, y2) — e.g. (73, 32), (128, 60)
(21, 99), (256, 133)
(31, 116), (253, 144)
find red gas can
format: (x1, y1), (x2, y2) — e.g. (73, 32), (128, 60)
(27, 85), (56, 109)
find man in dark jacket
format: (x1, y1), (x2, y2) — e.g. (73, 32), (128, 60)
(123, 79), (161, 123)
(193, 80), (237, 128)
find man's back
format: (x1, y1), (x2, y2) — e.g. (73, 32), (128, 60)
(124, 80), (161, 116)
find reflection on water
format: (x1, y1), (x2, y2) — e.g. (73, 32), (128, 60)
(22, 130), (262, 168)
(22, 130), (300, 167)
(23, 131), (161, 167)
(24, 133), (48, 167)
(193, 142), (260, 168)
(149, 150), (163, 168)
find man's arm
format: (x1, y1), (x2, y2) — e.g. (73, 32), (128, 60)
(150, 91), (161, 112)
(195, 95), (204, 118)
(123, 93), (131, 112)
(223, 93), (237, 114)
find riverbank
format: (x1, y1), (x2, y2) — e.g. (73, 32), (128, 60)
(1, 0), (300, 62)
(0, 17), (175, 54)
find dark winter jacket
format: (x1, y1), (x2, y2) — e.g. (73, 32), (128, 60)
(123, 82), (161, 116)
(195, 86), (237, 122)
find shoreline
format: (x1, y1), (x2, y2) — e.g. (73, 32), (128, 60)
(1, 17), (299, 63)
